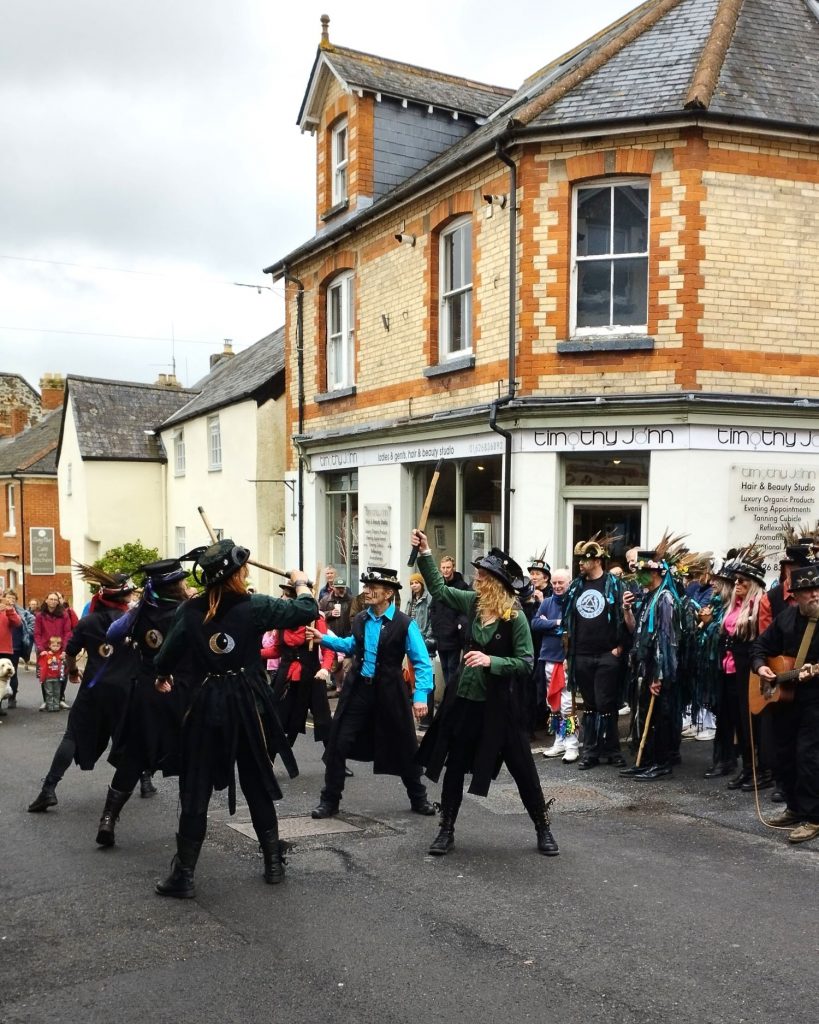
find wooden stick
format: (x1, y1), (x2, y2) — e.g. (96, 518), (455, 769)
(197, 505), (290, 580)
(308, 562), (322, 651)
(635, 691), (656, 768)
(408, 459), (444, 567)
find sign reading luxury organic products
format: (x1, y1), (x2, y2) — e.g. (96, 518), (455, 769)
(362, 504), (391, 565)
(728, 465), (819, 573)
(29, 527), (56, 575)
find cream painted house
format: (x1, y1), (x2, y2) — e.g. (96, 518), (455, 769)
(157, 330), (287, 593)
(56, 377), (196, 608)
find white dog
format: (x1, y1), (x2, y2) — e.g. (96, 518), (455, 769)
(0, 657), (14, 719)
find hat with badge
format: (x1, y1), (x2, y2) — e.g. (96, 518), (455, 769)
(527, 548), (552, 575)
(574, 530), (621, 562)
(789, 563), (819, 592)
(360, 566), (402, 590)
(193, 539), (251, 586)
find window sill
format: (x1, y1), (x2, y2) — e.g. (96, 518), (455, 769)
(423, 354), (476, 378)
(320, 199), (350, 222)
(556, 336), (655, 354)
(208, 466), (222, 473)
(315, 386), (357, 404)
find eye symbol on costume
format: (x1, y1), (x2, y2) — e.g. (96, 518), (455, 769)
(144, 629), (164, 650)
(209, 632), (236, 654)
(98, 643), (114, 658)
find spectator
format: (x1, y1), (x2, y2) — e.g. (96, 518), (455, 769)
(38, 637), (65, 712)
(34, 592), (75, 711)
(407, 572), (436, 726)
(318, 566), (338, 602)
(429, 555), (471, 695)
(4, 589), (33, 706)
(319, 578), (354, 693)
(0, 590), (22, 714)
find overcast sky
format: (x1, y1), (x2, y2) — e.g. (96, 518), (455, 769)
(1, 0), (636, 393)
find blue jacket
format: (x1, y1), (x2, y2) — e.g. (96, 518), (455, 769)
(531, 592), (566, 663)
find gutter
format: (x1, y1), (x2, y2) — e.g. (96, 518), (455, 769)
(489, 138), (518, 552)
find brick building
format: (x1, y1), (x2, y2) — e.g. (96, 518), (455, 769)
(0, 375), (69, 602)
(265, 0), (819, 581)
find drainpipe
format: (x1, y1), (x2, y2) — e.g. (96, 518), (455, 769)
(281, 266), (305, 567)
(490, 139), (517, 552)
(10, 472), (25, 604)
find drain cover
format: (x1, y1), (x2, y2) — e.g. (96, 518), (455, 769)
(227, 815), (364, 841)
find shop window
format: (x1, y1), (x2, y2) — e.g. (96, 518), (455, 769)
(439, 217), (473, 359)
(572, 179), (648, 336)
(326, 271), (355, 390)
(331, 118), (348, 206)
(326, 470), (358, 587)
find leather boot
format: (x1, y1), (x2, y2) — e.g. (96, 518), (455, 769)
(155, 834), (202, 898)
(428, 804), (457, 856)
(727, 767), (753, 790)
(140, 771), (157, 798)
(531, 797), (559, 856)
(28, 782), (58, 813)
(95, 786), (131, 847)
(258, 826), (287, 884)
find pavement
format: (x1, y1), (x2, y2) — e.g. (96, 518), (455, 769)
(2, 675), (817, 1024)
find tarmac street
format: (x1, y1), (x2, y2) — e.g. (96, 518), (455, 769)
(2, 677), (817, 1024)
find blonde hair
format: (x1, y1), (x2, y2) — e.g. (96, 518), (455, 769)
(728, 578), (763, 641)
(475, 573), (518, 622)
(204, 567), (248, 623)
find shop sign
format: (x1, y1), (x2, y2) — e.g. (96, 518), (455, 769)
(362, 504), (391, 565)
(30, 527), (56, 575)
(312, 436), (504, 471)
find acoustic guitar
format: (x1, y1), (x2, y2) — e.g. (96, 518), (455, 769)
(749, 655), (819, 715)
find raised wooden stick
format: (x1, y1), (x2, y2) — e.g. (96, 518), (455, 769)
(408, 459), (443, 567)
(197, 505), (290, 580)
(635, 691), (656, 768)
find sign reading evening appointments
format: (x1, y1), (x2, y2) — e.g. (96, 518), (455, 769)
(362, 504), (391, 566)
(729, 465), (818, 574)
(29, 527), (56, 575)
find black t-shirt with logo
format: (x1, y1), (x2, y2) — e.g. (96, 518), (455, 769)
(572, 575), (617, 655)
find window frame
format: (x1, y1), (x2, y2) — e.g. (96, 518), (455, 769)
(326, 271), (355, 391)
(439, 216), (473, 361)
(331, 118), (348, 206)
(570, 176), (649, 338)
(173, 429), (186, 477)
(207, 415), (222, 472)
(175, 526), (186, 557)
(5, 483), (16, 535)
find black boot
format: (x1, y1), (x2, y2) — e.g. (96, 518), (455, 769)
(140, 771), (157, 798)
(531, 798), (559, 856)
(155, 834), (202, 898)
(28, 782), (58, 813)
(428, 805), (457, 856)
(95, 787), (131, 847)
(258, 826), (287, 884)
(727, 767), (753, 790)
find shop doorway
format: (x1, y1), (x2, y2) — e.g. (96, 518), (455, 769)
(567, 501), (645, 574)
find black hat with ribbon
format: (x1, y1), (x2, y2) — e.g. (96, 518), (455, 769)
(790, 563), (819, 592)
(360, 566), (402, 591)
(195, 539), (251, 586)
(472, 547), (528, 596)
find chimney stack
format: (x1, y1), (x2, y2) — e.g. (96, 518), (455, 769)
(39, 373), (65, 411)
(210, 338), (236, 371)
(10, 406), (29, 436)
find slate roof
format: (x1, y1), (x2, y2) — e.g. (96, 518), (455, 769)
(160, 328), (285, 429)
(60, 377), (196, 462)
(298, 45), (513, 128)
(267, 0), (819, 277)
(0, 408), (61, 476)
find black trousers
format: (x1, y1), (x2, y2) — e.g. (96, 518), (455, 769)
(321, 682), (427, 806)
(440, 698), (544, 818)
(44, 724), (78, 788)
(713, 671), (740, 767)
(575, 652), (623, 755)
(179, 732), (278, 843)
(770, 692), (819, 820)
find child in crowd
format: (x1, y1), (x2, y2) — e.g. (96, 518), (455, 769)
(38, 637), (66, 712)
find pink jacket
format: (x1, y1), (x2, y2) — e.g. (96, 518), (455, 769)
(34, 609), (74, 653)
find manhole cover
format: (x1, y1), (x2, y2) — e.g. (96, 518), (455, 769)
(471, 780), (631, 814)
(227, 815), (364, 841)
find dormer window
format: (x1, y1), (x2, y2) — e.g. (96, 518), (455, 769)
(331, 118), (348, 205)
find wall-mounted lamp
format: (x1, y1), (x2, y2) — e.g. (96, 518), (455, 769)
(381, 314), (390, 331)
(394, 232), (416, 246)
(612, 459), (621, 465)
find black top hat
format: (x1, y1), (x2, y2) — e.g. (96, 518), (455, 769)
(472, 547), (527, 596)
(781, 545), (812, 567)
(197, 539), (251, 585)
(138, 558), (188, 585)
(789, 563), (819, 592)
(360, 567), (402, 590)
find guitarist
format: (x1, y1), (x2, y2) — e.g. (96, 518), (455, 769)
(751, 563), (819, 844)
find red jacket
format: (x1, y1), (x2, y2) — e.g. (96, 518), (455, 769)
(0, 605), (22, 655)
(34, 609), (74, 653)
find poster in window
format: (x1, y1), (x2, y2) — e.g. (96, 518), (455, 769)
(30, 527), (56, 575)
(470, 523), (491, 561)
